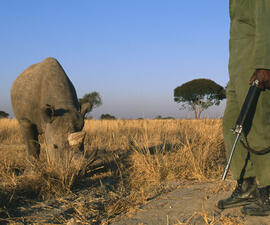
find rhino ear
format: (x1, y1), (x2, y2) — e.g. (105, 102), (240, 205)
(41, 104), (55, 123)
(80, 102), (92, 118)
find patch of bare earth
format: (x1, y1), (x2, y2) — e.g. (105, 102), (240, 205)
(112, 180), (270, 225)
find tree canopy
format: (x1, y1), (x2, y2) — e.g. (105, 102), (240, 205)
(174, 78), (226, 118)
(79, 91), (102, 117)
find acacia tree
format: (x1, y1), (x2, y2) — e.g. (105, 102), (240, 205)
(174, 79), (226, 119)
(79, 91), (102, 117)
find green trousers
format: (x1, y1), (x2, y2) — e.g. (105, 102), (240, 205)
(224, 78), (270, 186)
(224, 38), (270, 186)
(224, 0), (270, 186)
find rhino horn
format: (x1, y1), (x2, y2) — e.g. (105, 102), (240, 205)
(68, 131), (86, 146)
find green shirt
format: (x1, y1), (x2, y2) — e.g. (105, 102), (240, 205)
(230, 0), (270, 69)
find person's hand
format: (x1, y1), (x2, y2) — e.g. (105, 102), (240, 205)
(249, 69), (270, 89)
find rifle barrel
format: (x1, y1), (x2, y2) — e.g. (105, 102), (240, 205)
(222, 133), (241, 180)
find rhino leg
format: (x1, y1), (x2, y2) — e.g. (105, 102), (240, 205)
(19, 119), (40, 160)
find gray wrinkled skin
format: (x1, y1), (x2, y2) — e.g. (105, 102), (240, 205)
(11, 57), (88, 162)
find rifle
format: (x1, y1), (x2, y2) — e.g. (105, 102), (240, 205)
(222, 79), (261, 180)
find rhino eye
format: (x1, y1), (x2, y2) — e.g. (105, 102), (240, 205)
(53, 144), (58, 149)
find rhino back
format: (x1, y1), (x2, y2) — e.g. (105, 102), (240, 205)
(11, 57), (79, 125)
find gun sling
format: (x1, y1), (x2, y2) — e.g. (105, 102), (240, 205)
(240, 138), (270, 155)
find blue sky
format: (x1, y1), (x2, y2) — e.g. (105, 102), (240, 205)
(0, 1), (230, 119)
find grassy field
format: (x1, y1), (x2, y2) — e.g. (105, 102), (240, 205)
(0, 118), (233, 224)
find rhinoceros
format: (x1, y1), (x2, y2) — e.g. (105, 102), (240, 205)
(11, 57), (91, 162)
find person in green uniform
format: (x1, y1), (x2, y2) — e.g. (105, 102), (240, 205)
(217, 0), (270, 216)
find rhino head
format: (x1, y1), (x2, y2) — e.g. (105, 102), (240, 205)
(41, 103), (90, 163)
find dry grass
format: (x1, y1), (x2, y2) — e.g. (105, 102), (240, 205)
(0, 118), (235, 224)
(0, 119), (22, 144)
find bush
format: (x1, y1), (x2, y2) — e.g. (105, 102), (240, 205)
(0, 111), (9, 118)
(100, 114), (116, 120)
